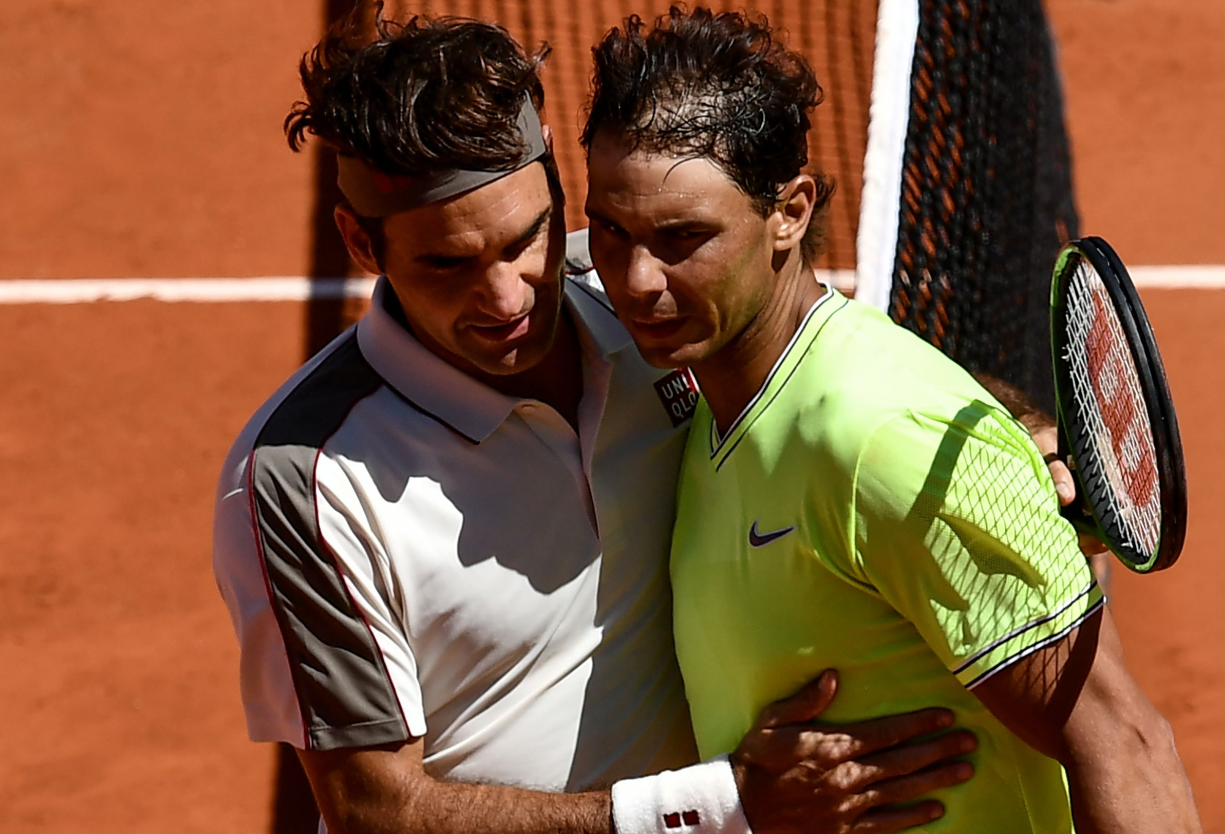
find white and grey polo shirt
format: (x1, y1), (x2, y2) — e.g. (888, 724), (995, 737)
(213, 251), (700, 791)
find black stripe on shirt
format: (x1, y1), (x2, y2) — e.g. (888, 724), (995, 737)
(963, 597), (1106, 690)
(952, 580), (1101, 675)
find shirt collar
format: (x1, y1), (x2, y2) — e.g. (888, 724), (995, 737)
(356, 274), (634, 443)
(563, 265), (636, 359)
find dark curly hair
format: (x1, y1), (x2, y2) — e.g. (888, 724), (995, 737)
(582, 7), (834, 264)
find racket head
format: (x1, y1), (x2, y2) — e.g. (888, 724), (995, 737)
(1050, 236), (1187, 573)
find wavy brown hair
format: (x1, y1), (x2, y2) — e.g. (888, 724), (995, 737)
(286, 4), (550, 176)
(285, 3), (560, 265)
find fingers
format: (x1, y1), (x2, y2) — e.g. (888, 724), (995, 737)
(735, 706), (975, 834)
(854, 760), (975, 827)
(1030, 422), (1076, 506)
(851, 730), (977, 786)
(1046, 459), (1077, 506)
(851, 800), (946, 834)
(797, 707), (956, 760)
(755, 670), (838, 728)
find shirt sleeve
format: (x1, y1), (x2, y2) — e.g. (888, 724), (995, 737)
(212, 441), (426, 750)
(850, 399), (1104, 689)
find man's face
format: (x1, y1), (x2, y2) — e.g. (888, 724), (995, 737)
(379, 161), (566, 379)
(584, 131), (778, 369)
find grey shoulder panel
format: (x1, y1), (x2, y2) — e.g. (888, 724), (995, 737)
(250, 334), (410, 749)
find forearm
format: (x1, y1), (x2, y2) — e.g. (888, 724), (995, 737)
(1067, 746), (1199, 834)
(1061, 687), (1201, 833)
(300, 746), (612, 834)
(975, 609), (1201, 834)
(362, 780), (611, 834)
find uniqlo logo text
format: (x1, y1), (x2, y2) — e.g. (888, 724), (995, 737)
(654, 369), (699, 428)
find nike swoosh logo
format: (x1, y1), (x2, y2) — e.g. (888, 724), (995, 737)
(749, 520), (796, 548)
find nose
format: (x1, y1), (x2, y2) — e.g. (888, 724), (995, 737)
(475, 258), (532, 320)
(623, 244), (668, 299)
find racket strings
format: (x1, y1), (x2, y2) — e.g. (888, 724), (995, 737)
(1063, 261), (1162, 555)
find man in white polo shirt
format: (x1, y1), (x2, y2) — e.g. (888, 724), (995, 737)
(214, 12), (1007, 834)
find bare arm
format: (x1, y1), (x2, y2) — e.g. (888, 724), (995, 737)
(972, 606), (1201, 834)
(299, 739), (611, 834)
(297, 674), (976, 834)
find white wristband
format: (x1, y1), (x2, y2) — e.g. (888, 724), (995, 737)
(611, 755), (753, 834)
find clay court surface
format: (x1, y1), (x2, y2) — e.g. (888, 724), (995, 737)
(2, 0), (1223, 831)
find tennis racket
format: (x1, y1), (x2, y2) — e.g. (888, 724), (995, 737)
(1050, 237), (1187, 573)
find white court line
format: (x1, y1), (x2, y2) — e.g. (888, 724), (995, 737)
(0, 266), (1221, 304)
(1129, 265), (1225, 289)
(0, 276), (377, 304)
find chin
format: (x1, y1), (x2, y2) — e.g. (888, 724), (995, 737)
(469, 349), (538, 377)
(479, 337), (556, 377)
(636, 341), (704, 371)
(464, 313), (560, 376)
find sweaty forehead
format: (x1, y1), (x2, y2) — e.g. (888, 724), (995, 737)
(382, 162), (553, 255)
(586, 135), (752, 219)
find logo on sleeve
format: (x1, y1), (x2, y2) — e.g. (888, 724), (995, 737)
(654, 368), (699, 428)
(749, 520), (796, 548)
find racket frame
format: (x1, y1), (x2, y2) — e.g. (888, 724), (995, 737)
(1050, 236), (1187, 573)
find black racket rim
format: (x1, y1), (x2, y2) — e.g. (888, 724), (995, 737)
(1050, 236), (1187, 573)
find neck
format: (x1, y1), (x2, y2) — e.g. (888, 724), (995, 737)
(694, 258), (826, 436)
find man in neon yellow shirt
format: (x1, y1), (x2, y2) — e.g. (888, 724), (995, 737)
(581, 8), (1201, 833)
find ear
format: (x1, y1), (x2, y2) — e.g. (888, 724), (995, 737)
(769, 174), (818, 254)
(542, 123), (555, 152)
(334, 204), (383, 276)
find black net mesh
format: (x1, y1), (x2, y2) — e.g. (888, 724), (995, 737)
(890, 0), (1079, 414)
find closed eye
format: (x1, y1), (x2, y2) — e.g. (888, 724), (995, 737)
(659, 225), (715, 242)
(420, 254), (474, 271)
(591, 217), (628, 238)
(504, 225), (544, 260)
(504, 207), (552, 258)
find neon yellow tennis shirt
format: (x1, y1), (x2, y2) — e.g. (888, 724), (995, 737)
(671, 289), (1103, 833)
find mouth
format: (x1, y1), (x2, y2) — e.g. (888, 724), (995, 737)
(629, 317), (686, 342)
(469, 312), (532, 343)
